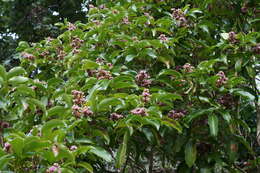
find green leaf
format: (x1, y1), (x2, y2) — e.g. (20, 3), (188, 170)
(208, 114), (218, 136)
(0, 155), (12, 170)
(10, 137), (24, 156)
(116, 130), (129, 168)
(185, 140), (197, 167)
(27, 98), (46, 113)
(23, 137), (51, 153)
(235, 59), (242, 72)
(125, 55), (136, 62)
(78, 162), (93, 173)
(89, 147), (112, 162)
(82, 60), (99, 70)
(161, 118), (182, 133)
(232, 89), (255, 101)
(110, 75), (137, 89)
(98, 97), (124, 111)
(8, 76), (29, 85)
(152, 92), (182, 102)
(41, 119), (66, 138)
(47, 106), (68, 118)
(76, 146), (92, 156)
(16, 85), (35, 97)
(7, 67), (26, 79)
(158, 69), (182, 78)
(234, 135), (255, 155)
(0, 65), (7, 80)
(185, 108), (217, 123)
(93, 130), (110, 145)
(219, 110), (231, 123)
(57, 145), (75, 162)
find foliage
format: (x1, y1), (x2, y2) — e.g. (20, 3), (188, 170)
(0, 0), (260, 172)
(0, 0), (89, 65)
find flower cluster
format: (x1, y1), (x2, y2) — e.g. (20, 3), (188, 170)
(175, 65), (183, 71)
(142, 89), (151, 103)
(171, 8), (188, 27)
(40, 50), (50, 57)
(47, 163), (61, 173)
(131, 107), (148, 116)
(56, 47), (66, 60)
(0, 121), (9, 129)
(3, 142), (11, 152)
(72, 90), (85, 105)
(216, 71), (228, 87)
(71, 90), (93, 118)
(99, 4), (106, 9)
(21, 52), (35, 60)
(86, 69), (96, 77)
(168, 109), (187, 120)
(71, 37), (84, 49)
(228, 31), (238, 44)
(252, 43), (260, 54)
(89, 4), (95, 9)
(159, 34), (168, 42)
(217, 94), (235, 108)
(70, 145), (78, 151)
(68, 22), (76, 31)
(183, 63), (194, 72)
(122, 17), (131, 24)
(135, 70), (152, 87)
(110, 113), (124, 121)
(72, 104), (93, 118)
(96, 57), (104, 64)
(96, 69), (113, 80)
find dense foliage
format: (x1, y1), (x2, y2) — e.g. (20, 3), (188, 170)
(0, 0), (88, 65)
(0, 0), (260, 172)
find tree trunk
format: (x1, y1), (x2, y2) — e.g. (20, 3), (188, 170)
(257, 101), (260, 146)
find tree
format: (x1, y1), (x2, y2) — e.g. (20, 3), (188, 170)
(0, 0), (88, 66)
(0, 0), (259, 172)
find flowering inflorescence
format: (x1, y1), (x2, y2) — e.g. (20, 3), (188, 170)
(47, 163), (61, 173)
(96, 69), (113, 80)
(142, 88), (151, 103)
(228, 31), (238, 44)
(71, 90), (93, 118)
(168, 109), (187, 120)
(3, 142), (11, 152)
(159, 34), (168, 42)
(183, 63), (194, 73)
(110, 113), (124, 121)
(68, 22), (76, 31)
(217, 94), (235, 108)
(0, 121), (9, 129)
(70, 145), (78, 151)
(171, 8), (188, 27)
(72, 90), (85, 105)
(131, 107), (148, 116)
(252, 43), (260, 54)
(135, 70), (152, 87)
(71, 37), (84, 49)
(21, 52), (35, 60)
(56, 47), (66, 60)
(122, 17), (131, 25)
(40, 50), (50, 57)
(216, 71), (228, 87)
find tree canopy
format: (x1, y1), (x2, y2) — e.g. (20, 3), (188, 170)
(0, 0), (88, 65)
(0, 0), (260, 172)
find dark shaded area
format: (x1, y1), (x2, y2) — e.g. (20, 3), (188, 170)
(0, 0), (88, 66)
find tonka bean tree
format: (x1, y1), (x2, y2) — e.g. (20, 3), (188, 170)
(0, 0), (260, 172)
